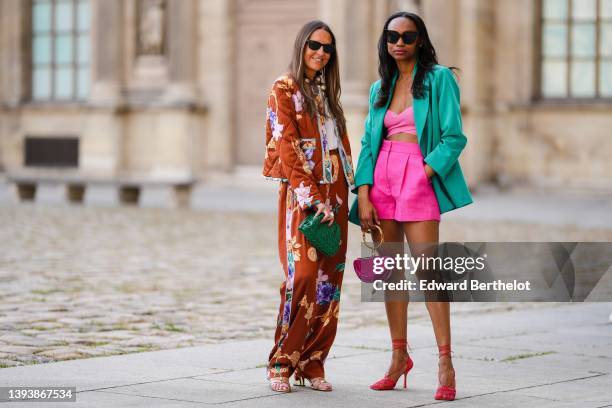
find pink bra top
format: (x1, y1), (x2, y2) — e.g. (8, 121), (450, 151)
(384, 106), (417, 137)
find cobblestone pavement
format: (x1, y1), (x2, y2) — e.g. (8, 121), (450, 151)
(1, 204), (611, 368)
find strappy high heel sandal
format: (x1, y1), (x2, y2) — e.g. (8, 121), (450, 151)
(267, 368), (291, 393)
(294, 373), (333, 391)
(370, 338), (414, 390)
(434, 344), (456, 400)
(269, 377), (291, 393)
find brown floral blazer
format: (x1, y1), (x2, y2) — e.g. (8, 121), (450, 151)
(262, 74), (355, 210)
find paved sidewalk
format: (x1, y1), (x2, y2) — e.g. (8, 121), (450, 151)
(0, 302), (610, 407)
(1, 204), (610, 370)
(2, 175), (611, 407)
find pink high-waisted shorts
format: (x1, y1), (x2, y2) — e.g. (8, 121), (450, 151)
(370, 139), (441, 222)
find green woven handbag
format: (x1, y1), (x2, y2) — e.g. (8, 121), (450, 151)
(298, 212), (341, 257)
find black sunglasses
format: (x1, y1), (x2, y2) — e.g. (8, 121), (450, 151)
(306, 40), (335, 54)
(385, 30), (419, 45)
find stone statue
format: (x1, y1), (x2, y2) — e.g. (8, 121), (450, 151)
(137, 0), (166, 55)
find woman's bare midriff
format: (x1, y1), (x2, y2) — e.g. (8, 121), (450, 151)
(386, 132), (418, 143)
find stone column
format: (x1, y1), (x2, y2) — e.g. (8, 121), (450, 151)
(89, 0), (123, 106)
(419, 0), (458, 65)
(319, 0), (386, 158)
(197, 0), (234, 174)
(341, 0), (376, 102)
(457, 0), (496, 187)
(422, 0), (495, 187)
(0, 1), (7, 106)
(76, 0), (124, 184)
(0, 0), (29, 173)
(0, 0), (29, 106)
(165, 0), (197, 104)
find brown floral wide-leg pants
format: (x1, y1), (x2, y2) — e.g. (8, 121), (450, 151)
(268, 150), (348, 380)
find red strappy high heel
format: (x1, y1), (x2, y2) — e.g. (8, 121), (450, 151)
(434, 344), (456, 400)
(370, 339), (414, 391)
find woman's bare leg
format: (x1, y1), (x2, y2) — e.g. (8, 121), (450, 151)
(376, 219), (410, 379)
(403, 220), (455, 389)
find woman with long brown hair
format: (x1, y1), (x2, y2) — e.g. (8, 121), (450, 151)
(263, 20), (355, 393)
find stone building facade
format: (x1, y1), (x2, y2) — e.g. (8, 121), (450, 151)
(0, 0), (611, 206)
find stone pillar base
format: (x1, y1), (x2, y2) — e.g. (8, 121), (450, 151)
(0, 180), (20, 205)
(35, 182), (68, 206)
(139, 185), (178, 209)
(84, 183), (120, 207)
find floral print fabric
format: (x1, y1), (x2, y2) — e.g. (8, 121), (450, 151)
(262, 74), (356, 202)
(263, 75), (351, 380)
(268, 150), (349, 380)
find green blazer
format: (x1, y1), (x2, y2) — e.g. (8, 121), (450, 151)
(348, 64), (473, 226)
